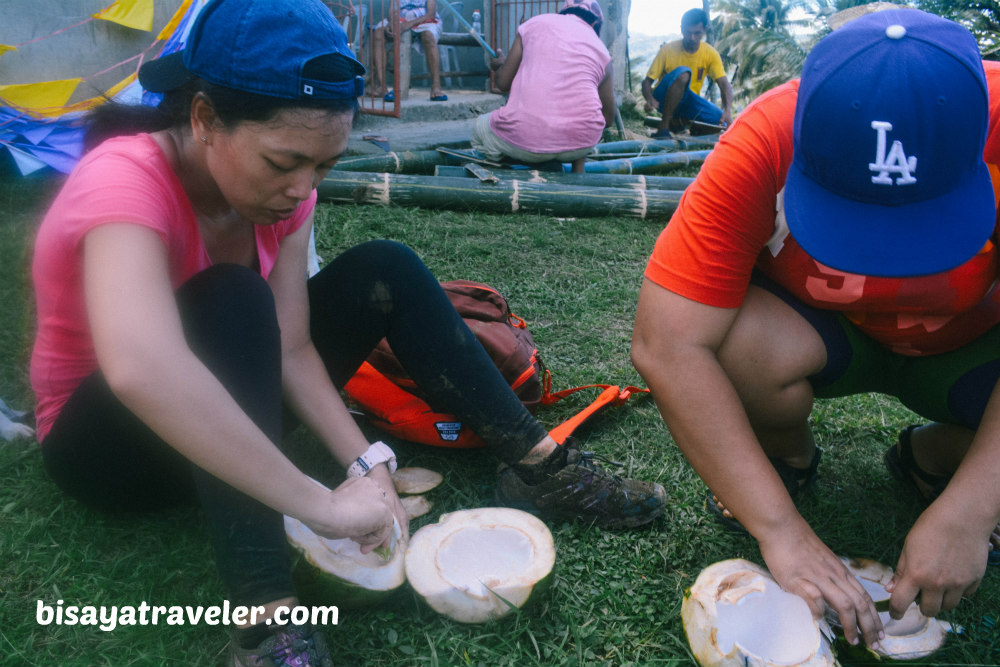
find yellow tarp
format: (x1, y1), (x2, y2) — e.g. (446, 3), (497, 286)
(0, 45), (17, 56)
(92, 0), (155, 32)
(158, 0), (195, 40)
(0, 79), (82, 111)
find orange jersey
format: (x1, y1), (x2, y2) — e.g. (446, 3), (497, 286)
(645, 62), (1000, 357)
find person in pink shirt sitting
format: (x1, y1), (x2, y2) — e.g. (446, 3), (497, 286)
(29, 1), (666, 663)
(471, 0), (615, 173)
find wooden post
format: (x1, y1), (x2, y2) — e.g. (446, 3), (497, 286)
(399, 29), (412, 100)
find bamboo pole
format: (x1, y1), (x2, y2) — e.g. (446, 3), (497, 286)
(583, 150), (712, 174)
(594, 137), (718, 153)
(317, 172), (683, 219)
(433, 165), (695, 191)
(332, 150), (447, 174)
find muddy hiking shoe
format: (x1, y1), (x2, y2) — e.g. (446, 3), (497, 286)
(494, 438), (667, 530)
(230, 622), (332, 667)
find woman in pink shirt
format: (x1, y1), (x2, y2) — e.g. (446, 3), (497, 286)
(471, 0), (615, 173)
(30, 1), (665, 663)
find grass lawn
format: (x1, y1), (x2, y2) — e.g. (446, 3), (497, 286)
(0, 170), (998, 667)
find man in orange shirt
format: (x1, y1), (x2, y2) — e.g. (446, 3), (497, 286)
(633, 7), (1000, 652)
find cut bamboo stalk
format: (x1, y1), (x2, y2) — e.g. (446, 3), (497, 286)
(317, 172), (682, 219)
(434, 165), (694, 191)
(593, 138), (717, 153)
(332, 150), (448, 174)
(583, 150), (712, 174)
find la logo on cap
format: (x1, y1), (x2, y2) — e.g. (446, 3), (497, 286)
(869, 121), (916, 185)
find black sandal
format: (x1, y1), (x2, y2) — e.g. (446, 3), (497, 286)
(883, 424), (949, 502)
(706, 447), (823, 534)
(885, 425), (999, 566)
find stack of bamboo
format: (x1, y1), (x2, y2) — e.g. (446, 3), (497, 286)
(319, 137), (717, 220)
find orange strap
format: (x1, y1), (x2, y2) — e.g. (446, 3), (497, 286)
(541, 368), (650, 445)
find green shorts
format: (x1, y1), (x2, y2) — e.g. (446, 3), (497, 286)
(753, 273), (1000, 429)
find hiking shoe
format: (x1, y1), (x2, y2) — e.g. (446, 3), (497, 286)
(230, 622), (332, 667)
(494, 440), (666, 530)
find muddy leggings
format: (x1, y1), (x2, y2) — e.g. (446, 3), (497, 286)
(40, 239), (547, 606)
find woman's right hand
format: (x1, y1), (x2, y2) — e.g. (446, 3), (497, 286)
(758, 519), (884, 650)
(302, 476), (394, 553)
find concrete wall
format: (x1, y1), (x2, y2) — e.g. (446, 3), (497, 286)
(0, 0), (184, 105)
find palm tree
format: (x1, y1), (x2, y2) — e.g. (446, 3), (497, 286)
(713, 0), (816, 102)
(916, 0), (1000, 55)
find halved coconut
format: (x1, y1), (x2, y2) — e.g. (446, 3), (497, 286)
(401, 494), (433, 520)
(405, 507), (555, 623)
(285, 516), (406, 609)
(836, 557), (953, 660)
(392, 467), (444, 495)
(682, 559), (838, 667)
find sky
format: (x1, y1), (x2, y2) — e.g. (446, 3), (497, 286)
(628, 0), (702, 37)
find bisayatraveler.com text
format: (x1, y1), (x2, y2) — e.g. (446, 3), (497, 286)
(36, 600), (338, 632)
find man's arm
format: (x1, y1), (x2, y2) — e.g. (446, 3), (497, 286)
(642, 76), (658, 112)
(716, 75), (734, 126)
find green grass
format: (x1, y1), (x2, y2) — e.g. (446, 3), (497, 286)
(1, 173), (998, 666)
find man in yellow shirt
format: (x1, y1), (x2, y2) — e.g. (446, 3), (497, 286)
(641, 8), (733, 138)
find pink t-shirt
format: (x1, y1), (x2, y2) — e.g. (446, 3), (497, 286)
(489, 13), (611, 153)
(30, 133), (314, 439)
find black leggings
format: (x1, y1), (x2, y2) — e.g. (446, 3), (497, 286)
(40, 240), (547, 606)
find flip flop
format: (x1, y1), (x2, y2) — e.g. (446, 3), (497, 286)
(885, 425), (1000, 566)
(884, 425), (949, 501)
(707, 447), (823, 534)
(430, 94), (448, 101)
(651, 129), (673, 139)
(383, 90), (395, 102)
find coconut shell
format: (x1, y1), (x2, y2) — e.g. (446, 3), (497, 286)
(285, 516), (406, 609)
(391, 467), (444, 495)
(838, 557), (953, 660)
(682, 559), (838, 667)
(401, 494), (433, 520)
(405, 507), (555, 623)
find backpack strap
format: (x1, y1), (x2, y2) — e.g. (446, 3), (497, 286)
(540, 367), (650, 445)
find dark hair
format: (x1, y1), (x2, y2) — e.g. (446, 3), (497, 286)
(681, 8), (710, 29)
(84, 54), (360, 151)
(559, 7), (602, 36)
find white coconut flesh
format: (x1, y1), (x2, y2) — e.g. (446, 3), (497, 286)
(682, 559), (838, 667)
(391, 467), (444, 495)
(714, 580), (823, 664)
(401, 494), (433, 520)
(838, 558), (952, 660)
(284, 516), (406, 593)
(405, 507), (555, 623)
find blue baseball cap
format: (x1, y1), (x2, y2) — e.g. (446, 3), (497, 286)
(784, 9), (995, 277)
(139, 0), (364, 100)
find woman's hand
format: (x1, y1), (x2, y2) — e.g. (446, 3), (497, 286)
(366, 463), (411, 545)
(758, 518), (884, 650)
(301, 476), (394, 553)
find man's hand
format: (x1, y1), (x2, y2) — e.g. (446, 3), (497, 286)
(758, 519), (884, 650)
(886, 499), (987, 618)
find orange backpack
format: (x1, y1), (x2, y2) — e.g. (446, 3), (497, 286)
(343, 280), (647, 448)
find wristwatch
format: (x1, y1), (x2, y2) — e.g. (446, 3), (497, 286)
(346, 441), (398, 478)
